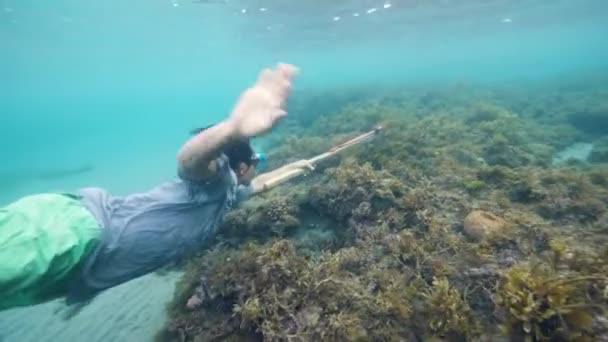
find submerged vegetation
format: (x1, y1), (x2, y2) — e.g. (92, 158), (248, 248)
(158, 80), (608, 341)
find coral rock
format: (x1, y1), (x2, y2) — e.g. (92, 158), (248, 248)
(463, 210), (507, 241)
(186, 295), (203, 310)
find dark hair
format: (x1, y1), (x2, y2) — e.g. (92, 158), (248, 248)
(190, 125), (254, 171)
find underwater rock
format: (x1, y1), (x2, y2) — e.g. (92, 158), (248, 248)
(186, 295), (202, 310)
(185, 276), (209, 310)
(552, 142), (594, 166)
(463, 210), (508, 241)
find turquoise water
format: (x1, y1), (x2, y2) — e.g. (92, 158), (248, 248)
(1, 1), (608, 204)
(1, 0), (608, 341)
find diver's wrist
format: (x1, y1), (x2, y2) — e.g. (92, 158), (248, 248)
(221, 118), (243, 141)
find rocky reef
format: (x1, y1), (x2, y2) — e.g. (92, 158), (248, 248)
(158, 78), (608, 341)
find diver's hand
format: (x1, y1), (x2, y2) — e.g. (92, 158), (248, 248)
(227, 63), (299, 138)
(288, 159), (315, 173)
(250, 158), (315, 194)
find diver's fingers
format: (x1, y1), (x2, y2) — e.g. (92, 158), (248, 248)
(256, 69), (285, 104)
(302, 162), (315, 176)
(305, 161), (315, 171)
(277, 63), (299, 81)
(294, 160), (315, 172)
(256, 68), (276, 88)
(277, 79), (292, 108)
(257, 63), (297, 91)
(255, 64), (298, 110)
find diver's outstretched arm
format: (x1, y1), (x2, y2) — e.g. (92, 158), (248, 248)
(176, 63), (299, 182)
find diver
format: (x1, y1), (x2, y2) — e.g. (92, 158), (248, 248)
(0, 63), (315, 310)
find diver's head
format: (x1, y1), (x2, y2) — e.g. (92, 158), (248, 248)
(223, 138), (257, 186)
(190, 125), (261, 186)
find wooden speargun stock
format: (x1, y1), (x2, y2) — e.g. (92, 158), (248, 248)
(258, 125), (383, 191)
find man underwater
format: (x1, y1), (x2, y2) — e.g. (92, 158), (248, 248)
(0, 63), (314, 310)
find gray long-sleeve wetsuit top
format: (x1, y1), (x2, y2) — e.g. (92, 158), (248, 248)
(68, 155), (250, 302)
